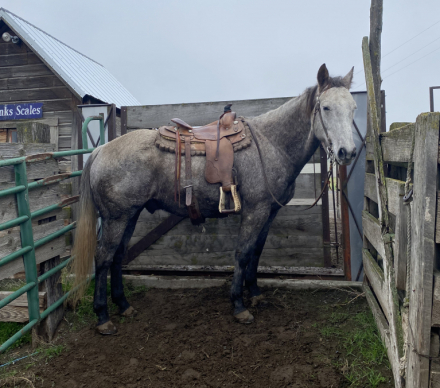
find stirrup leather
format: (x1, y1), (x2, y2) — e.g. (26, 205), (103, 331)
(219, 185), (241, 214)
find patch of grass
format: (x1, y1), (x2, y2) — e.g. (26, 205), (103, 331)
(320, 308), (389, 387)
(0, 322), (31, 351)
(39, 345), (65, 362)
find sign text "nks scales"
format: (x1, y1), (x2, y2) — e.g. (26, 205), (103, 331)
(0, 103), (44, 121)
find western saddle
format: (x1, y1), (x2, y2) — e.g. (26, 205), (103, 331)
(155, 105), (252, 224)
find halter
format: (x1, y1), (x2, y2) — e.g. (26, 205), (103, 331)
(312, 87), (335, 163)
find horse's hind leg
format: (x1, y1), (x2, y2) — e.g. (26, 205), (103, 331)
(94, 217), (129, 334)
(110, 211), (142, 317)
(245, 209), (279, 306)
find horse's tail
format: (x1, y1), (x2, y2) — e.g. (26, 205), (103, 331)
(70, 148), (101, 305)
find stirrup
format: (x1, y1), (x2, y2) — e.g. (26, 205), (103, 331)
(219, 185), (241, 214)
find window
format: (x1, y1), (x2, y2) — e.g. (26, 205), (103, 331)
(0, 128), (17, 143)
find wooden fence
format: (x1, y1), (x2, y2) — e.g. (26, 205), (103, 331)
(362, 113), (440, 388)
(120, 98), (341, 274)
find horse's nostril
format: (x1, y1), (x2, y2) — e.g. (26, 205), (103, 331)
(338, 148), (347, 160)
(352, 149), (357, 158)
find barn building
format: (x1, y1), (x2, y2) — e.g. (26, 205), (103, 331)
(0, 8), (139, 172)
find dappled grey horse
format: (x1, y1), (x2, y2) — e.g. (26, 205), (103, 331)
(72, 64), (357, 334)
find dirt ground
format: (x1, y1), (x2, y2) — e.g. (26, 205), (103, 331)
(1, 284), (393, 388)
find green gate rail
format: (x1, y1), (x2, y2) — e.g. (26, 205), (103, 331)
(0, 116), (105, 353)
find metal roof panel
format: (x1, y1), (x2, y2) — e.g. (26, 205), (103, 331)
(0, 8), (140, 107)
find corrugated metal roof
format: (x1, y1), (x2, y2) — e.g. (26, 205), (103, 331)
(0, 8), (140, 108)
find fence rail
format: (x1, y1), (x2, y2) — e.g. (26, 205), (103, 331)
(0, 116), (103, 353)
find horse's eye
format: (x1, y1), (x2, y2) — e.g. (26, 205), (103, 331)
(323, 106), (330, 111)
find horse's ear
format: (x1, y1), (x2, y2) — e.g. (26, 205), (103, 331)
(342, 67), (354, 89)
(317, 64), (329, 90)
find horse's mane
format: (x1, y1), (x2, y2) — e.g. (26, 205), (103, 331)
(305, 76), (352, 116)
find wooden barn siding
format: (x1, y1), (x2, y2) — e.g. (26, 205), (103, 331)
(123, 101), (325, 269)
(0, 23), (78, 172)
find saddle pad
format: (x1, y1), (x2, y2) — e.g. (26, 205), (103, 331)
(155, 117), (252, 156)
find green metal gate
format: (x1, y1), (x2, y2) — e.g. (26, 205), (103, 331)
(0, 116), (105, 353)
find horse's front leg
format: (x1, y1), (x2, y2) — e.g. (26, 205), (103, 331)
(245, 209), (279, 306)
(231, 206), (271, 324)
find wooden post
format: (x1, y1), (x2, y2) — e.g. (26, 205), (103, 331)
(34, 256), (64, 341)
(369, 0), (383, 127)
(362, 36), (404, 387)
(406, 113), (439, 388)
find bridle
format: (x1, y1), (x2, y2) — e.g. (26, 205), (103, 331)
(312, 87), (335, 163)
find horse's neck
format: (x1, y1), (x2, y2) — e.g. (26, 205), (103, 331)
(250, 93), (319, 171)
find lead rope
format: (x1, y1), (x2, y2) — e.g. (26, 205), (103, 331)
(399, 127), (416, 377)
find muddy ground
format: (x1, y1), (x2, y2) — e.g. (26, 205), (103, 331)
(1, 284), (392, 387)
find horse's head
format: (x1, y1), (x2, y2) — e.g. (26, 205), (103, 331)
(311, 64), (357, 165)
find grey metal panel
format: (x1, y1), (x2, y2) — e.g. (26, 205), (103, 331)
(0, 8), (140, 108)
(347, 91), (368, 281)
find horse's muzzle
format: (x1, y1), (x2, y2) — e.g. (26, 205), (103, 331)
(337, 146), (356, 165)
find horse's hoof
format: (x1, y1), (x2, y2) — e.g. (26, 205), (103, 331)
(120, 306), (137, 317)
(251, 294), (265, 307)
(96, 321), (117, 335)
(234, 310), (254, 324)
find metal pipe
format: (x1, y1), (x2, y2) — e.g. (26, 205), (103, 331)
(0, 185), (26, 198)
(34, 222), (76, 249)
(30, 196), (79, 220)
(38, 256), (73, 283)
(0, 246), (33, 267)
(0, 319), (38, 354)
(28, 171), (82, 190)
(39, 274), (95, 320)
(81, 116), (103, 149)
(0, 215), (29, 231)
(52, 149), (94, 158)
(0, 156), (25, 167)
(14, 162), (40, 323)
(0, 282), (36, 310)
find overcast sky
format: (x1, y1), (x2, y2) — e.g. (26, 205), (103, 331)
(5, 0), (440, 128)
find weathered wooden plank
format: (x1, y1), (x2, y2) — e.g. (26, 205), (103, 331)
(0, 306), (45, 323)
(0, 159), (59, 184)
(436, 191), (440, 244)
(0, 234), (67, 280)
(0, 64), (52, 79)
(0, 184), (70, 223)
(364, 173), (409, 290)
(431, 272), (440, 327)
(0, 142), (55, 160)
(364, 173), (406, 216)
(132, 212), (323, 239)
(366, 123), (415, 164)
(406, 112), (440, 388)
(363, 285), (396, 381)
(0, 75), (65, 90)
(130, 248), (325, 267)
(362, 211), (385, 258)
(0, 291), (46, 308)
(124, 215), (185, 265)
(363, 249), (390, 322)
(0, 53), (40, 67)
(127, 98), (293, 129)
(0, 87), (72, 102)
(0, 42), (28, 55)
